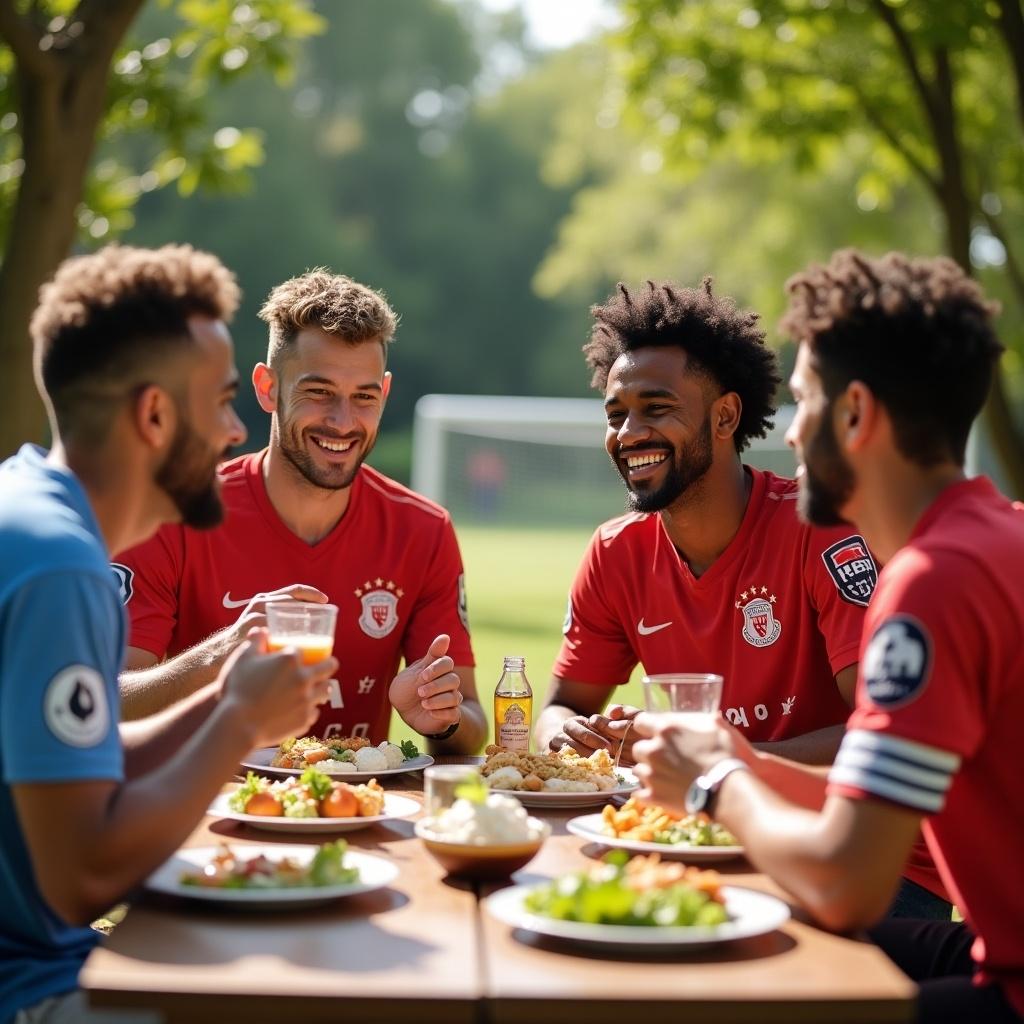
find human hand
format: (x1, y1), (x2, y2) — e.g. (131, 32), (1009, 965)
(630, 712), (737, 816)
(228, 584), (329, 640)
(218, 627), (337, 747)
(548, 704), (641, 763)
(389, 634), (463, 736)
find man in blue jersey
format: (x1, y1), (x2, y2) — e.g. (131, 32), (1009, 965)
(0, 244), (339, 1024)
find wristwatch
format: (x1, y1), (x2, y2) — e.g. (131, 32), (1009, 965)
(684, 757), (750, 816)
(422, 719), (460, 742)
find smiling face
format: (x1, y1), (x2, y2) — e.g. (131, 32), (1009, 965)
(604, 347), (717, 513)
(785, 343), (856, 527)
(266, 326), (388, 491)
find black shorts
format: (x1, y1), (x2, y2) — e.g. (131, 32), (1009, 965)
(869, 919), (1022, 1023)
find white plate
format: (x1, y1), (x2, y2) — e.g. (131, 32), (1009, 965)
(145, 845), (399, 910)
(240, 747), (434, 781)
(566, 812), (745, 862)
(489, 769), (638, 809)
(485, 883), (789, 951)
(208, 792), (420, 834)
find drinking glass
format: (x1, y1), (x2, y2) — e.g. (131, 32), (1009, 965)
(265, 601), (338, 664)
(424, 765), (482, 816)
(642, 673), (724, 726)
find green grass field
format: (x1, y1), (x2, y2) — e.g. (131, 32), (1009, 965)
(390, 524), (646, 749)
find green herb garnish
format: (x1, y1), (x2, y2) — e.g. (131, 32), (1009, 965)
(399, 739), (420, 760)
(300, 767), (333, 801)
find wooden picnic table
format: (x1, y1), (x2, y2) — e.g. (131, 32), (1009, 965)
(81, 757), (916, 1024)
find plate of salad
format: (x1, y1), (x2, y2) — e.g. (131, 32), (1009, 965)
(210, 770), (420, 834)
(145, 841), (398, 909)
(485, 852), (788, 951)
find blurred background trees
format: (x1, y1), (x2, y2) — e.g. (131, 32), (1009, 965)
(1, 0), (1021, 493)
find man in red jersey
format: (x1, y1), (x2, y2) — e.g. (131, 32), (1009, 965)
(115, 270), (486, 753)
(632, 250), (1022, 1023)
(534, 276), (949, 918)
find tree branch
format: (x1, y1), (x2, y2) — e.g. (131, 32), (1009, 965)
(853, 85), (942, 196)
(0, 0), (55, 77)
(870, 0), (940, 124)
(69, 0), (146, 66)
(994, 0), (1024, 135)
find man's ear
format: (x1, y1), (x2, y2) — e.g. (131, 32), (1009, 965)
(253, 363), (277, 414)
(382, 370), (392, 403)
(712, 392), (742, 441)
(133, 384), (177, 451)
(839, 380), (876, 452)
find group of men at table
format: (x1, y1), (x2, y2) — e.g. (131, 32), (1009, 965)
(0, 241), (1020, 1024)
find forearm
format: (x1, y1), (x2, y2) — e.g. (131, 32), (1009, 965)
(430, 699), (487, 754)
(534, 702), (576, 751)
(714, 773), (897, 931)
(753, 723), (845, 767)
(72, 701), (260, 922)
(119, 682), (221, 778)
(120, 633), (231, 720)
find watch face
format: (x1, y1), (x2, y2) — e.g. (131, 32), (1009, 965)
(684, 779), (708, 815)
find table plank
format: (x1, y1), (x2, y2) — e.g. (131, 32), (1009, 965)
(478, 816), (916, 1024)
(82, 785), (481, 1024)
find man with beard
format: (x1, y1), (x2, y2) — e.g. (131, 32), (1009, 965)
(0, 245), (337, 1022)
(630, 250), (1022, 1023)
(115, 269), (486, 753)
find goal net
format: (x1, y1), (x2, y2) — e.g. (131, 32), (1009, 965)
(411, 394), (797, 528)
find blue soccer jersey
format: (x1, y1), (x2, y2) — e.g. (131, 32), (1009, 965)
(0, 445), (124, 1022)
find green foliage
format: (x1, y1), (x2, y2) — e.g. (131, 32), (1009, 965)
(0, 0), (324, 247)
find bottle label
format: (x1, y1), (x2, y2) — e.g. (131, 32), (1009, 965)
(498, 702), (530, 751)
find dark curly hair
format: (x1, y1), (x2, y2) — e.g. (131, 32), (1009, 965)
(780, 249), (1003, 466)
(32, 243), (239, 443)
(583, 277), (781, 453)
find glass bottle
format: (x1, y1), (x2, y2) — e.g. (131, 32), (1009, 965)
(494, 655), (533, 752)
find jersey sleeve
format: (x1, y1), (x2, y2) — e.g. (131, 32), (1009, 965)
(551, 530), (637, 685)
(827, 547), (988, 815)
(401, 516), (475, 668)
(1, 571), (124, 784)
(113, 525), (185, 658)
(803, 526), (874, 675)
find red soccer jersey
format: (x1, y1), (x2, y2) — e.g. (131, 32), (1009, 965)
(115, 451), (475, 743)
(554, 469), (870, 741)
(828, 477), (1024, 1014)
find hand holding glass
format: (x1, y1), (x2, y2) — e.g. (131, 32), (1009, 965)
(265, 601), (338, 664)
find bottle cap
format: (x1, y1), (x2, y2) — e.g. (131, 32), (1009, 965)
(502, 655), (525, 671)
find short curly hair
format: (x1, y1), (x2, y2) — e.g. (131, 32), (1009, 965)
(584, 277), (780, 452)
(780, 249), (1003, 466)
(31, 243), (240, 442)
(258, 269), (398, 368)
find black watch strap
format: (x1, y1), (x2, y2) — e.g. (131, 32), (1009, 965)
(422, 719), (460, 742)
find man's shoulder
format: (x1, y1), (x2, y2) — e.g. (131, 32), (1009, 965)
(596, 511), (650, 546)
(357, 465), (452, 523)
(216, 450), (262, 494)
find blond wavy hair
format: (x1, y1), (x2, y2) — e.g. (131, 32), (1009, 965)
(257, 269), (398, 367)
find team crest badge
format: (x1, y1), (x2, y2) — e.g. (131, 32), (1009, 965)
(863, 615), (932, 708)
(736, 586), (782, 648)
(822, 535), (877, 607)
(355, 578), (402, 639)
(111, 563), (134, 604)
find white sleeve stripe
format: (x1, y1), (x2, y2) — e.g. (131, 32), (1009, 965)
(829, 764), (946, 814)
(835, 746), (954, 793)
(840, 728), (961, 773)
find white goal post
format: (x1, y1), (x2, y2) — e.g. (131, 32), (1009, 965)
(411, 394), (797, 528)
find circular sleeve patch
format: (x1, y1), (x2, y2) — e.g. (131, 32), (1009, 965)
(862, 616), (933, 709)
(43, 665), (111, 748)
(111, 563), (134, 604)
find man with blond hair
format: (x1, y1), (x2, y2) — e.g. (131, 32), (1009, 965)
(1, 245), (336, 1022)
(116, 269), (486, 752)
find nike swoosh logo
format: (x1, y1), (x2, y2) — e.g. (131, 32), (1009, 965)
(637, 619), (672, 636)
(222, 592), (255, 609)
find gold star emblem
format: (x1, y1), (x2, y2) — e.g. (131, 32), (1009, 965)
(740, 590), (748, 601)
(355, 588), (363, 598)
(386, 580), (395, 590)
(364, 580), (372, 591)
(760, 586), (768, 595)
(769, 594), (777, 603)
(374, 577), (384, 587)
(734, 600), (742, 609)
(396, 588), (404, 598)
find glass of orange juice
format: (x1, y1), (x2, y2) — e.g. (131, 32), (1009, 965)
(265, 601), (338, 664)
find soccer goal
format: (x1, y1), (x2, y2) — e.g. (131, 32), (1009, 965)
(411, 394), (797, 528)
